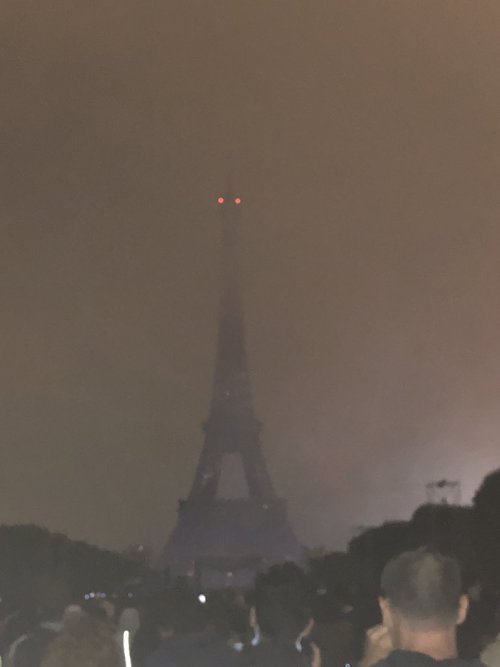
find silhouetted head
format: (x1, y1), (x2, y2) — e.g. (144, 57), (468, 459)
(40, 616), (121, 667)
(252, 563), (312, 644)
(379, 548), (468, 651)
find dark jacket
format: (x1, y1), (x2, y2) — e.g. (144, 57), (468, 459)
(238, 640), (313, 667)
(143, 632), (239, 667)
(13, 626), (59, 667)
(375, 650), (484, 667)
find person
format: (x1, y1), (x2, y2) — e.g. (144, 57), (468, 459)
(117, 606), (141, 641)
(9, 603), (65, 667)
(61, 605), (83, 630)
(143, 592), (238, 667)
(140, 599), (176, 667)
(360, 548), (479, 667)
(7, 576), (75, 667)
(480, 605), (500, 667)
(2, 608), (38, 667)
(40, 615), (121, 667)
(311, 600), (355, 667)
(116, 606), (141, 667)
(240, 563), (320, 667)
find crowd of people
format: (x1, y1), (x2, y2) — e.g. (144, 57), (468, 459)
(0, 549), (499, 667)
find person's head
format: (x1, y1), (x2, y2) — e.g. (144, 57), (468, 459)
(83, 601), (109, 625)
(143, 592), (199, 639)
(150, 598), (177, 639)
(118, 607), (140, 635)
(252, 563), (313, 645)
(379, 548), (468, 649)
(62, 604), (83, 629)
(40, 616), (121, 667)
(201, 593), (248, 643)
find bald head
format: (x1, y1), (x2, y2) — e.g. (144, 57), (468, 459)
(380, 549), (463, 629)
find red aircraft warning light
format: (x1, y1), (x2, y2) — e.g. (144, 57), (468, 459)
(217, 197), (224, 204)
(234, 197), (241, 205)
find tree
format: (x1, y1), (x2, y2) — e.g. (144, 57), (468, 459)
(0, 525), (142, 609)
(473, 468), (500, 592)
(412, 504), (474, 569)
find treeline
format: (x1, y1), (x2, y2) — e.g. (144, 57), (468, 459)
(3, 469), (500, 616)
(309, 468), (500, 627)
(0, 524), (142, 609)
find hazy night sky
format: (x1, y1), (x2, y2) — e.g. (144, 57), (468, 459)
(1, 1), (500, 554)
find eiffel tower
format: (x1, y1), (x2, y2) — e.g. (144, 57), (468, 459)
(162, 187), (301, 588)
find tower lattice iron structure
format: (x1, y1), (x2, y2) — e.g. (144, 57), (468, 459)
(162, 188), (301, 588)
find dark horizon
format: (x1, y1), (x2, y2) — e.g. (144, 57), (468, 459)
(1, 1), (500, 555)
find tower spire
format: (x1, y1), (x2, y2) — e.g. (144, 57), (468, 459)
(210, 190), (253, 417)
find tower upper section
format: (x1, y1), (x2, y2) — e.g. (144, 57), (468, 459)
(209, 190), (255, 421)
